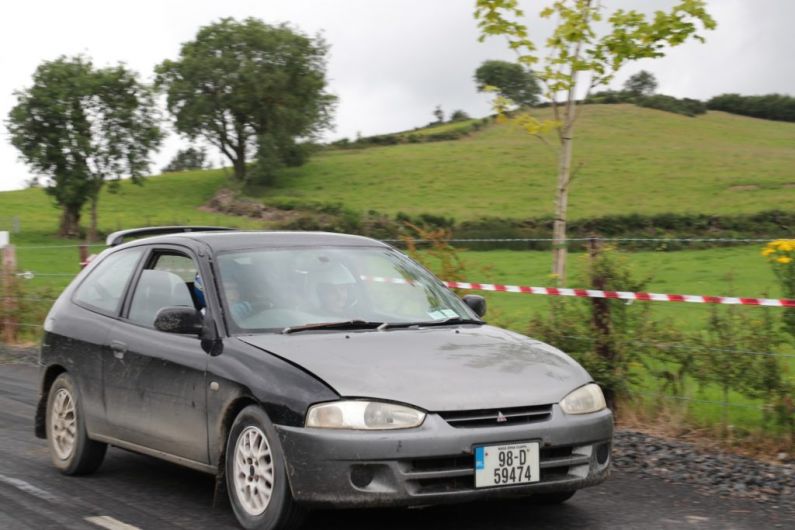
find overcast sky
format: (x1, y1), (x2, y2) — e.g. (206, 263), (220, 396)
(1, 0), (793, 191)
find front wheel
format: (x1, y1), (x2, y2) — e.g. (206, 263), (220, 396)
(45, 373), (107, 475)
(225, 406), (304, 530)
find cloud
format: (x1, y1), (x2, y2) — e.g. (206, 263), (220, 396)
(1, 0), (792, 191)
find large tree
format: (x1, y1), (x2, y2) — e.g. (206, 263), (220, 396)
(6, 56), (162, 239)
(155, 18), (336, 183)
(475, 0), (715, 282)
(475, 59), (541, 107)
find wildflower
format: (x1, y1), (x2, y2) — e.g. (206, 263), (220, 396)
(777, 256), (793, 264)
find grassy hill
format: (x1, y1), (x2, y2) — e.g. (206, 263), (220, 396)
(261, 104), (795, 220)
(2, 104), (794, 242)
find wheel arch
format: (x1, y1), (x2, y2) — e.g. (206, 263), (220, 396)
(214, 396), (302, 503)
(35, 364), (67, 439)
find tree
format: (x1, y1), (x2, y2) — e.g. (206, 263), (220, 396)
(433, 105), (445, 124)
(624, 70), (658, 98)
(162, 146), (209, 173)
(474, 59), (541, 107)
(475, 0), (715, 282)
(155, 18), (336, 183)
(6, 56), (162, 239)
(449, 109), (471, 122)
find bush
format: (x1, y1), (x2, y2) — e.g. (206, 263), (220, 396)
(708, 93), (795, 122)
(585, 90), (633, 104)
(527, 245), (666, 410)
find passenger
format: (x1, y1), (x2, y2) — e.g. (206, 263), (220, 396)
(223, 278), (253, 322)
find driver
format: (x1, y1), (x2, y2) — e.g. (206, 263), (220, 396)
(314, 264), (357, 316)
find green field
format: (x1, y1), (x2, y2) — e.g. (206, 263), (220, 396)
(10, 243), (793, 435)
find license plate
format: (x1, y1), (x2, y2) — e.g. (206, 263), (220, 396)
(474, 442), (540, 488)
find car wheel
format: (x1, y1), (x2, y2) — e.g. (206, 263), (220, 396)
(531, 490), (576, 504)
(225, 405), (304, 530)
(46, 373), (107, 475)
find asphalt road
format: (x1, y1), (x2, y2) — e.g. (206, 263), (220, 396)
(0, 363), (791, 530)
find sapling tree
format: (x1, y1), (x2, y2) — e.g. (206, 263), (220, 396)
(475, 0), (715, 282)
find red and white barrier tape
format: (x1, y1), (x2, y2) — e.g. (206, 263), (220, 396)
(359, 276), (795, 307)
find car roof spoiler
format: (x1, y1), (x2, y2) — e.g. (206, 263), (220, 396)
(106, 226), (236, 247)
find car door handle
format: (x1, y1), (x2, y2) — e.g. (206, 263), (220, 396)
(110, 340), (127, 360)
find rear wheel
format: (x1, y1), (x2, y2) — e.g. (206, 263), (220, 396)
(225, 406), (304, 530)
(46, 373), (107, 475)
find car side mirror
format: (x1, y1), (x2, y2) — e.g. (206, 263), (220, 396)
(154, 307), (203, 334)
(462, 294), (487, 318)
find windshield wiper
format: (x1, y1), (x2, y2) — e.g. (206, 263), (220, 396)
(282, 320), (385, 334)
(379, 316), (484, 330)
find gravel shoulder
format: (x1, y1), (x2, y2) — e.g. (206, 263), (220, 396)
(613, 430), (794, 514)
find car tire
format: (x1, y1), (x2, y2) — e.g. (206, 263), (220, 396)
(531, 490), (576, 504)
(46, 372), (107, 475)
(225, 405), (305, 530)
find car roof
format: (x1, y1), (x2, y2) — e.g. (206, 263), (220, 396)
(114, 230), (390, 252)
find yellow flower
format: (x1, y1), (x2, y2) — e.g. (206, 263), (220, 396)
(777, 256), (793, 264)
(762, 248), (775, 257)
(773, 240), (795, 251)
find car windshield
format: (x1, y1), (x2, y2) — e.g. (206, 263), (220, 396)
(216, 246), (476, 332)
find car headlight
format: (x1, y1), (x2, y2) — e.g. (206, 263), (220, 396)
(559, 383), (607, 415)
(305, 400), (426, 430)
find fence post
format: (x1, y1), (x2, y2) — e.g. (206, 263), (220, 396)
(2, 243), (18, 344)
(588, 236), (617, 409)
(79, 244), (89, 269)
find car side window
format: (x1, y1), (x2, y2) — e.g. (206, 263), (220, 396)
(73, 248), (144, 315)
(127, 252), (198, 328)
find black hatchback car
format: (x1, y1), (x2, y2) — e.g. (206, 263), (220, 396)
(36, 227), (612, 530)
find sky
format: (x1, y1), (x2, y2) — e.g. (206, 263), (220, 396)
(1, 0), (793, 191)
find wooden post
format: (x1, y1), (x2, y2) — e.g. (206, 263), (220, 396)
(79, 244), (89, 269)
(588, 236), (616, 410)
(2, 244), (18, 344)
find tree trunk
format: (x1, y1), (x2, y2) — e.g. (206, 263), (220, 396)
(232, 144), (247, 180)
(87, 196), (98, 243)
(550, 0), (590, 285)
(59, 206), (81, 238)
(551, 134), (574, 283)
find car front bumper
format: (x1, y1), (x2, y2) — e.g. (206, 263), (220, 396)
(275, 405), (613, 508)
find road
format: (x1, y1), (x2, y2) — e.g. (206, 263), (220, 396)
(0, 363), (791, 530)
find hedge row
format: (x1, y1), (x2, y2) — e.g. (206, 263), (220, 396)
(707, 93), (795, 123)
(326, 118), (493, 149)
(585, 91), (707, 117)
(274, 205), (795, 251)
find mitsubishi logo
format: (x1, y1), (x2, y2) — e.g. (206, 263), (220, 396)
(496, 411), (507, 423)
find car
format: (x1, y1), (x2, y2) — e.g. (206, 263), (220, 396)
(35, 226), (613, 530)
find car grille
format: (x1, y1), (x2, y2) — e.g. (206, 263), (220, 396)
(438, 404), (553, 428)
(402, 446), (590, 495)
